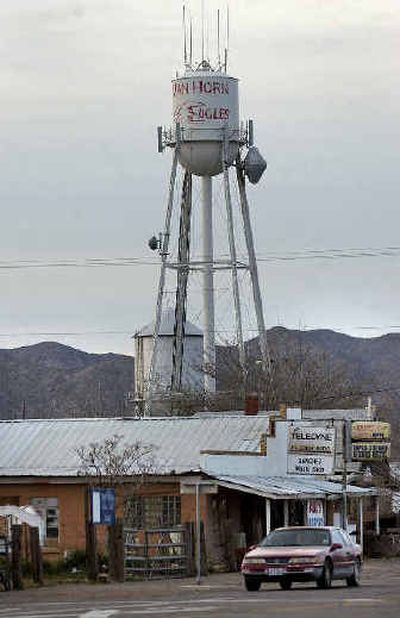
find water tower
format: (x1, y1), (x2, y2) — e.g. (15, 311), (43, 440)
(142, 5), (270, 415)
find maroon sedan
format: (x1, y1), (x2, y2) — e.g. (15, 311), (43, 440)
(241, 526), (362, 591)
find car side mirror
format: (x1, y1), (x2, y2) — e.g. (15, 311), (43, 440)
(330, 542), (343, 551)
(247, 544), (257, 551)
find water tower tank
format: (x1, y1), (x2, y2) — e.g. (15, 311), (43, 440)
(172, 64), (240, 176)
(134, 309), (204, 403)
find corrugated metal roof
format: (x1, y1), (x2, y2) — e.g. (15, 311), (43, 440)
(392, 492), (400, 514)
(134, 309), (203, 337)
(212, 474), (376, 499)
(302, 409), (369, 421)
(0, 415), (267, 477)
(390, 462), (400, 479)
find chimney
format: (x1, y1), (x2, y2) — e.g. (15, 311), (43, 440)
(245, 393), (259, 416)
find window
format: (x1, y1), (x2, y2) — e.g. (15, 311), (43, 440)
(340, 530), (353, 546)
(331, 529), (345, 546)
(30, 498), (59, 541)
(124, 496), (181, 529)
(261, 528), (331, 547)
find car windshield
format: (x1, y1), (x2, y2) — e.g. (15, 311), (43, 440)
(260, 528), (331, 547)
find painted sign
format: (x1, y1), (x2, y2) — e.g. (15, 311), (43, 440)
(288, 454), (334, 475)
(352, 442), (391, 461)
(288, 426), (336, 454)
(351, 421), (391, 441)
(307, 500), (325, 527)
(172, 75), (239, 135)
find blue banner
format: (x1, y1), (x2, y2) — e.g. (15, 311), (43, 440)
(91, 488), (116, 525)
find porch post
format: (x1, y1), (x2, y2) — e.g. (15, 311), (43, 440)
(283, 500), (289, 527)
(375, 495), (380, 536)
(265, 499), (271, 536)
(359, 497), (364, 552)
(195, 482), (201, 585)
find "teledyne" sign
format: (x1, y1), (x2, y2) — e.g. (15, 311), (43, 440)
(288, 425), (336, 475)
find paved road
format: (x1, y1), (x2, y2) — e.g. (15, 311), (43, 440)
(1, 560), (399, 617)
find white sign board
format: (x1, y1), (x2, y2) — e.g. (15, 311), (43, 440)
(288, 453), (334, 475)
(288, 426), (336, 455)
(180, 482), (218, 495)
(287, 425), (335, 475)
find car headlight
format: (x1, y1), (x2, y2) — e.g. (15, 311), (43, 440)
(289, 556), (320, 564)
(243, 558), (266, 565)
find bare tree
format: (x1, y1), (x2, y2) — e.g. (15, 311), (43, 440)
(216, 336), (363, 411)
(75, 434), (155, 581)
(76, 434), (154, 486)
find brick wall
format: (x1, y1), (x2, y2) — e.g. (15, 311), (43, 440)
(0, 482), (87, 560)
(0, 479), (196, 560)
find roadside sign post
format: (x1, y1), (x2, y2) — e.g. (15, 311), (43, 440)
(359, 497), (364, 552)
(180, 480), (218, 585)
(349, 420), (391, 541)
(351, 422), (391, 462)
(342, 420), (352, 531)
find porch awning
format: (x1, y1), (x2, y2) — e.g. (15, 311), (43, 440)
(211, 474), (376, 500)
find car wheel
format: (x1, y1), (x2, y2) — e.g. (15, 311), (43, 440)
(279, 578), (292, 590)
(316, 560), (332, 589)
(346, 559), (361, 587)
(244, 576), (261, 591)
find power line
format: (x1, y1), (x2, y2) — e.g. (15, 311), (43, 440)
(0, 245), (399, 270)
(316, 385), (400, 402)
(0, 324), (399, 339)
(255, 246), (400, 262)
(0, 330), (133, 338)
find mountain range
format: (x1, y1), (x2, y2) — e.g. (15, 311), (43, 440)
(0, 328), (398, 454)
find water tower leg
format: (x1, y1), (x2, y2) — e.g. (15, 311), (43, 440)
(171, 171), (192, 395)
(145, 149), (179, 416)
(236, 165), (271, 378)
(201, 175), (216, 395)
(222, 143), (246, 396)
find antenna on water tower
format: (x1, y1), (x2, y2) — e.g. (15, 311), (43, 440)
(201, 0), (205, 62)
(143, 2), (270, 416)
(226, 3), (230, 70)
(217, 9), (221, 69)
(183, 4), (188, 66)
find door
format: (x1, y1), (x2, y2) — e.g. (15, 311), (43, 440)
(339, 529), (358, 575)
(330, 529), (350, 577)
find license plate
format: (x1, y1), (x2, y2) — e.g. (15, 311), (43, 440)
(267, 567), (285, 576)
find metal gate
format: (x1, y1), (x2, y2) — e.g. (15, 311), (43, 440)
(124, 526), (190, 579)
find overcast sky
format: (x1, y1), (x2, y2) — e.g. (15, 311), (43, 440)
(1, 0), (399, 355)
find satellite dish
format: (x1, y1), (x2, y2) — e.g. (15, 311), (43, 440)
(243, 147), (267, 184)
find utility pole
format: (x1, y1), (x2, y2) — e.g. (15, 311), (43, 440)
(195, 481), (201, 585)
(342, 420), (351, 530)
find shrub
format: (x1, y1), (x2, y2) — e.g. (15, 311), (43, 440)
(63, 549), (87, 572)
(43, 559), (64, 576)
